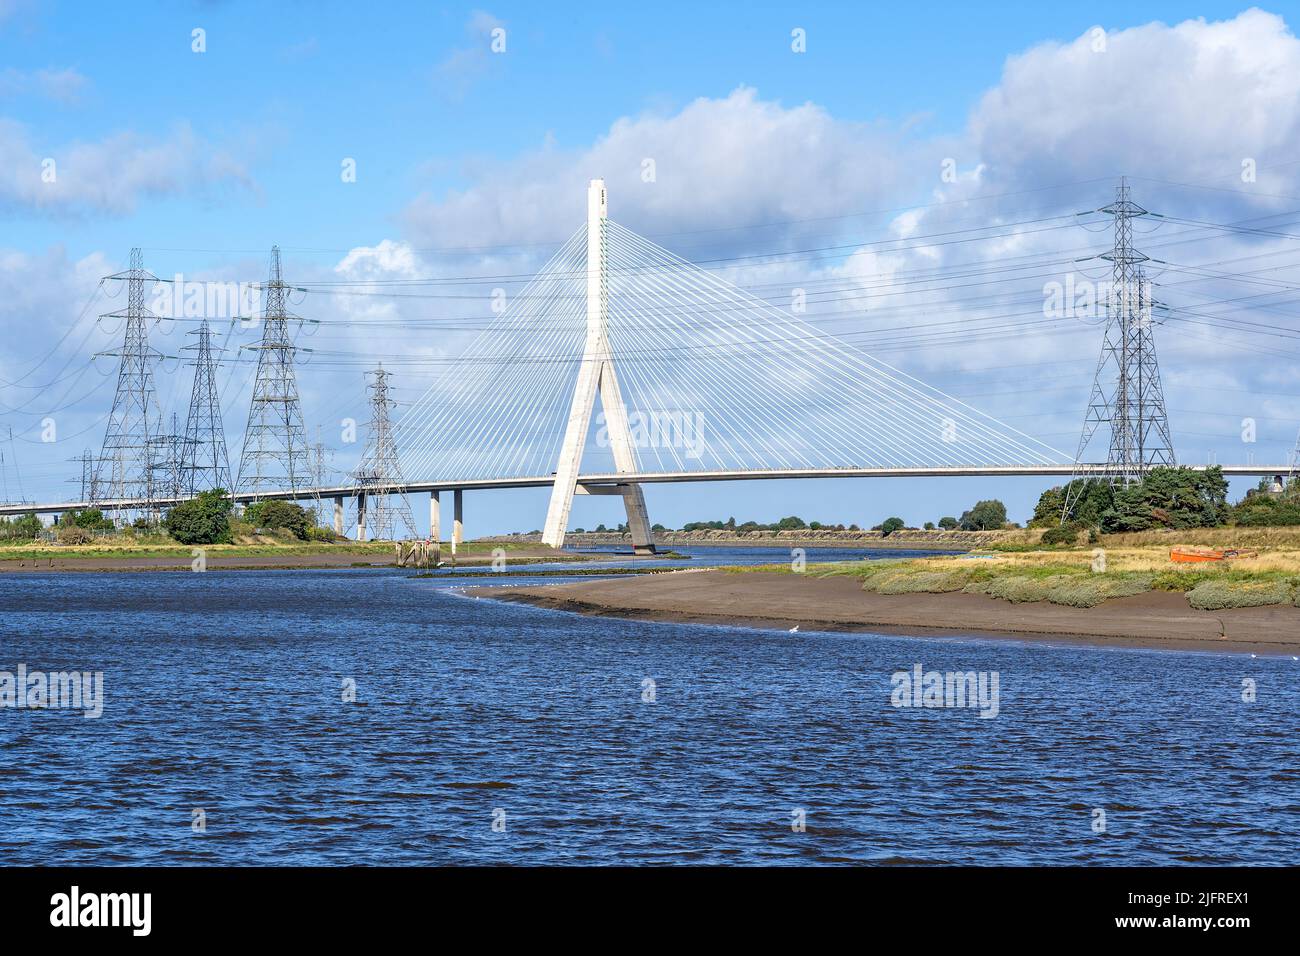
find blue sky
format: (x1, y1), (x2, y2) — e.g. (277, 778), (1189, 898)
(3, 2), (1300, 535)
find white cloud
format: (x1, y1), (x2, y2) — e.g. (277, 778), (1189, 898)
(968, 8), (1300, 197)
(0, 66), (88, 104)
(403, 86), (918, 252)
(434, 10), (505, 100)
(0, 119), (253, 215)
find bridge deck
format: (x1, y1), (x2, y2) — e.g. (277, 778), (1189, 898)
(0, 464), (1289, 517)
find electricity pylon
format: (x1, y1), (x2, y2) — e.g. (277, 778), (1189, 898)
(148, 413), (197, 504)
(236, 246), (311, 499)
(354, 364), (417, 540)
(1064, 180), (1175, 518)
(181, 318), (232, 493)
(93, 248), (163, 523)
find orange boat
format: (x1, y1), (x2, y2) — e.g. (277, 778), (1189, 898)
(1170, 546), (1258, 563)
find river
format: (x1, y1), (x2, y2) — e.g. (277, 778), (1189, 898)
(0, 546), (1295, 865)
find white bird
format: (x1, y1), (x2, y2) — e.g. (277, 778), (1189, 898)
(788, 625), (799, 633)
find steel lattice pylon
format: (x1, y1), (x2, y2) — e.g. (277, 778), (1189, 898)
(236, 247), (311, 499)
(148, 413), (197, 504)
(93, 248), (163, 522)
(182, 318), (232, 494)
(1065, 180), (1175, 516)
(353, 364), (416, 540)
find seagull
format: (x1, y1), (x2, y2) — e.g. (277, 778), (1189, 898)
(789, 625), (799, 633)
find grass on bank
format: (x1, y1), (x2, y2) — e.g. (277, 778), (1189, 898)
(726, 541), (1300, 610)
(0, 537), (553, 562)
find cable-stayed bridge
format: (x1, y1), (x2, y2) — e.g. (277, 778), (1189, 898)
(2, 180), (1293, 547)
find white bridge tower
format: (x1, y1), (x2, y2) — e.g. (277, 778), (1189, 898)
(541, 179), (655, 553)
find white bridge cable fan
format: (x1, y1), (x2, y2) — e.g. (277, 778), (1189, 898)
(399, 220), (1071, 483)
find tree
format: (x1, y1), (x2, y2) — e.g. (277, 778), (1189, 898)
(1099, 467), (1229, 532)
(923, 521), (935, 530)
(164, 489), (234, 545)
(880, 516), (905, 535)
(1032, 479), (1113, 527)
(0, 513), (43, 541)
(959, 499), (1007, 531)
(774, 515), (806, 530)
(937, 516), (958, 530)
(243, 499), (312, 540)
(62, 508), (114, 532)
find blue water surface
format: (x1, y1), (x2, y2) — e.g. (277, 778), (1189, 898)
(0, 546), (1295, 865)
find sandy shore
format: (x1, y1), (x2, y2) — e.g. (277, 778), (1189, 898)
(477, 570), (1300, 655)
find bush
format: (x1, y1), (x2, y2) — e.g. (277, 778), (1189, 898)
(880, 516), (905, 535)
(164, 489), (234, 545)
(243, 499), (312, 540)
(56, 524), (92, 545)
(964, 572), (1152, 608)
(1232, 495), (1300, 527)
(869, 569), (971, 594)
(1040, 521), (1087, 546)
(937, 516), (958, 530)
(305, 524), (336, 542)
(1187, 579), (1295, 610)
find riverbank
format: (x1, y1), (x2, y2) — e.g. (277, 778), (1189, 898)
(478, 568), (1300, 654)
(0, 541), (610, 572)
(481, 528), (1005, 550)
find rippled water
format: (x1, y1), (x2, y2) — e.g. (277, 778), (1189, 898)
(0, 546), (1296, 865)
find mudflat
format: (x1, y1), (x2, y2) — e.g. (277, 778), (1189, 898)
(479, 570), (1300, 655)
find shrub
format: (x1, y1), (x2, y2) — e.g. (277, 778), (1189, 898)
(164, 489), (234, 545)
(1040, 521), (1088, 546)
(964, 572), (1152, 607)
(1187, 579), (1296, 610)
(937, 516), (958, 530)
(56, 524), (92, 545)
(869, 570), (971, 594)
(243, 499), (312, 540)
(880, 516), (905, 535)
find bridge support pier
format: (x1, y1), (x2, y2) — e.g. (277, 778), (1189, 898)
(429, 491), (441, 542)
(333, 496), (343, 536)
(356, 492), (367, 542)
(452, 489), (463, 554)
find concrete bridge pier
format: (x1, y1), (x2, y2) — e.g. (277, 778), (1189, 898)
(452, 489), (463, 554)
(429, 490), (441, 542)
(333, 496), (344, 536)
(356, 492), (367, 542)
